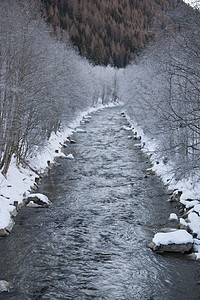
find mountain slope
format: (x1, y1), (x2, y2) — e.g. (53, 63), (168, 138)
(40, 0), (184, 67)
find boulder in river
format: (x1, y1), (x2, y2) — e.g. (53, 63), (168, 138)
(148, 229), (193, 254)
(25, 193), (52, 207)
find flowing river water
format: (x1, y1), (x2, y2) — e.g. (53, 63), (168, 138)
(0, 106), (200, 300)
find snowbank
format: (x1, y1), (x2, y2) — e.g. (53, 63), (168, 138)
(0, 102), (118, 235)
(66, 154), (75, 159)
(0, 208), (11, 231)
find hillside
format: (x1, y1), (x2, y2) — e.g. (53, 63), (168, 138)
(40, 0), (185, 67)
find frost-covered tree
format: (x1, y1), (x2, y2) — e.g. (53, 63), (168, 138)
(119, 3), (200, 180)
(0, 0), (116, 175)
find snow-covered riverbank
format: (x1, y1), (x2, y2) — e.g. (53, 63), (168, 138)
(0, 103), (118, 236)
(123, 110), (200, 259)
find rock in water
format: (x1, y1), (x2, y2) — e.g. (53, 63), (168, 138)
(0, 280), (11, 292)
(66, 154), (74, 159)
(148, 230), (193, 254)
(25, 193), (52, 206)
(148, 241), (193, 254)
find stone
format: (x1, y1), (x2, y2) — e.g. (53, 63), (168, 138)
(26, 201), (41, 208)
(25, 193), (52, 207)
(62, 144), (68, 148)
(179, 218), (189, 230)
(54, 162), (61, 167)
(149, 230), (193, 254)
(160, 228), (177, 233)
(148, 241), (193, 254)
(0, 219), (15, 237)
(0, 280), (11, 292)
(187, 253), (197, 260)
(70, 139), (76, 144)
(0, 229), (9, 237)
(169, 213), (178, 221)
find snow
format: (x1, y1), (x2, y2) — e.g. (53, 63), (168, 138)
(0, 102), (118, 233)
(27, 201), (41, 208)
(28, 193), (50, 204)
(66, 154), (74, 159)
(169, 213), (178, 221)
(121, 125), (133, 131)
(187, 212), (200, 239)
(187, 204), (200, 215)
(153, 230), (193, 246)
(181, 199), (199, 209)
(0, 207), (11, 230)
(183, 0), (200, 8)
(193, 239), (200, 259)
(180, 218), (188, 227)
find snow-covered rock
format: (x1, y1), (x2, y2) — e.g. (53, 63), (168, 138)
(169, 213), (178, 221)
(149, 230), (193, 254)
(69, 139), (76, 144)
(179, 217), (188, 230)
(25, 193), (52, 206)
(120, 125), (132, 131)
(0, 280), (11, 292)
(26, 201), (42, 208)
(66, 154), (75, 159)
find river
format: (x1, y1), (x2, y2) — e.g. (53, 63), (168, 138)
(0, 106), (200, 299)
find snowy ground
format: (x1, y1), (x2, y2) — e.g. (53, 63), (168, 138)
(0, 102), (118, 234)
(123, 111), (200, 259)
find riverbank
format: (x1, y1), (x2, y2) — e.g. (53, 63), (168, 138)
(1, 103), (200, 259)
(0, 102), (118, 237)
(123, 110), (200, 259)
(1, 105), (199, 299)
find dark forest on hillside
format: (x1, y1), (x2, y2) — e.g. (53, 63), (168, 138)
(40, 0), (183, 67)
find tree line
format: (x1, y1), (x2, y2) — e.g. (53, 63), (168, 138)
(40, 0), (184, 67)
(0, 0), (116, 176)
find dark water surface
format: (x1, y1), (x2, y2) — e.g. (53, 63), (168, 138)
(0, 107), (200, 299)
